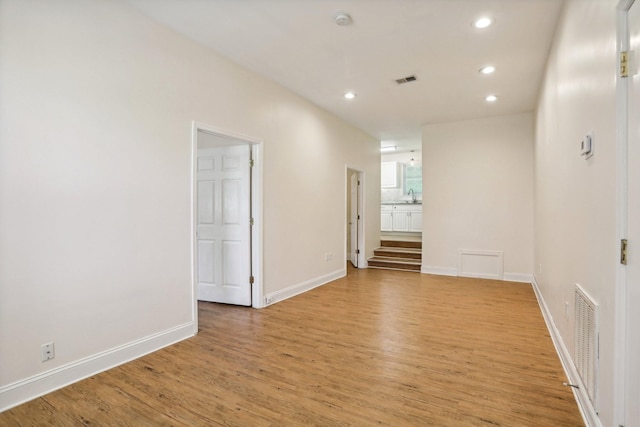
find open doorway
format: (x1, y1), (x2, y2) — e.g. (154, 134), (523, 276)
(192, 122), (263, 313)
(346, 168), (364, 268)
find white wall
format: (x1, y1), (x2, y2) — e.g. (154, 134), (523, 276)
(0, 0), (379, 410)
(421, 113), (534, 279)
(535, 1), (618, 425)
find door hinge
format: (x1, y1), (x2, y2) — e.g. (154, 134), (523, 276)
(249, 159), (255, 167)
(250, 217), (254, 226)
(249, 275), (254, 284)
(621, 239), (628, 265)
(621, 51), (629, 78)
(356, 249), (360, 254)
(357, 215), (360, 220)
(357, 180), (360, 185)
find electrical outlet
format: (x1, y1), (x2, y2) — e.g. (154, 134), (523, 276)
(265, 295), (273, 305)
(565, 301), (570, 320)
(41, 342), (55, 362)
(327, 252), (332, 261)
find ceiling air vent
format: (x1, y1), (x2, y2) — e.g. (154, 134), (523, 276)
(395, 75), (417, 85)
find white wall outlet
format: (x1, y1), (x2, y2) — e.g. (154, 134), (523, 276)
(565, 301), (570, 320)
(265, 295), (273, 305)
(327, 252), (332, 261)
(41, 342), (55, 362)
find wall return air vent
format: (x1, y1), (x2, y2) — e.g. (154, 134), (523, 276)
(575, 284), (599, 406)
(395, 75), (417, 85)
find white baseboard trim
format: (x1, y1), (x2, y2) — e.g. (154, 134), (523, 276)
(503, 272), (534, 283)
(531, 276), (601, 427)
(421, 266), (458, 276)
(421, 267), (533, 285)
(0, 321), (194, 412)
(458, 271), (502, 280)
(263, 267), (346, 306)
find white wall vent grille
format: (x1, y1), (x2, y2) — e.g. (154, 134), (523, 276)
(574, 284), (598, 406)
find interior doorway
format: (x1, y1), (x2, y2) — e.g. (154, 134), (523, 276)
(192, 122), (263, 311)
(346, 168), (364, 268)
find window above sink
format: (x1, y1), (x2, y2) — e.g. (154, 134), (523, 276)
(404, 164), (422, 195)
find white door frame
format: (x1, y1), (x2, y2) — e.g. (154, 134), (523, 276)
(191, 121), (264, 326)
(616, 1), (635, 426)
(346, 166), (365, 268)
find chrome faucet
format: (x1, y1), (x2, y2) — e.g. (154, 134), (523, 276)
(408, 188), (416, 203)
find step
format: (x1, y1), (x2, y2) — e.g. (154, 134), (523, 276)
(367, 256), (421, 272)
(380, 240), (422, 250)
(373, 247), (422, 260)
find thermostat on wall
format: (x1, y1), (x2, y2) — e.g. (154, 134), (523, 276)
(581, 134), (593, 159)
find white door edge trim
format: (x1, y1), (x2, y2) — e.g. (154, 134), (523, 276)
(345, 166), (366, 268)
(615, 1), (633, 425)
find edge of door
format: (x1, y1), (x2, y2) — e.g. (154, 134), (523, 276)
(615, 2), (633, 426)
(191, 121), (265, 324)
(345, 166), (366, 269)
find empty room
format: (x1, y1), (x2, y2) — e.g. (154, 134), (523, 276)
(1, 1), (638, 426)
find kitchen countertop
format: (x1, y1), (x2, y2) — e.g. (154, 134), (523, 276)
(382, 202), (422, 205)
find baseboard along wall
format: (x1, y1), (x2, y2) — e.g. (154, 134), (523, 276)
(263, 267), (346, 307)
(0, 322), (194, 413)
(531, 277), (601, 427)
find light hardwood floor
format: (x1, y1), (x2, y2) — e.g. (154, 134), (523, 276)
(1, 266), (584, 426)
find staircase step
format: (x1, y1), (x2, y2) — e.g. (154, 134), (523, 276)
(380, 240), (422, 250)
(367, 256), (421, 272)
(374, 247), (422, 259)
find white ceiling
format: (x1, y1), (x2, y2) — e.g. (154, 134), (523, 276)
(126, 0), (564, 152)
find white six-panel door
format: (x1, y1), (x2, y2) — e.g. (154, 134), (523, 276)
(197, 145), (251, 306)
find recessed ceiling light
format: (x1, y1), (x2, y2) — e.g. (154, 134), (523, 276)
(485, 94), (498, 102)
(480, 65), (496, 74)
(380, 146), (397, 153)
(474, 17), (493, 29)
(344, 91), (357, 100)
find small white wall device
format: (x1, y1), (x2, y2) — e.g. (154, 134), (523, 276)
(581, 134), (593, 159)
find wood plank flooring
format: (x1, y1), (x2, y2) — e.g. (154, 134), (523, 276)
(1, 267), (584, 426)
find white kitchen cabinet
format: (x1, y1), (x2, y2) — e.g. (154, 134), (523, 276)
(408, 210), (422, 232)
(381, 162), (398, 188)
(381, 204), (422, 232)
(381, 206), (393, 231)
(392, 208), (409, 231)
